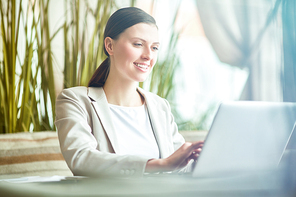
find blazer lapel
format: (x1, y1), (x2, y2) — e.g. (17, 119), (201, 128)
(137, 88), (171, 158)
(87, 87), (121, 154)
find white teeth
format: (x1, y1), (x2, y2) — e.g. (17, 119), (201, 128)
(135, 63), (148, 69)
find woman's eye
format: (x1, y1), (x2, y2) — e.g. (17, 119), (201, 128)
(152, 46), (159, 51)
(133, 43), (142, 47)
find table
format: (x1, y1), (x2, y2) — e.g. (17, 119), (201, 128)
(0, 169), (295, 197)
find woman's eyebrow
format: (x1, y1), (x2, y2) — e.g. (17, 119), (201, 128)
(132, 37), (160, 45)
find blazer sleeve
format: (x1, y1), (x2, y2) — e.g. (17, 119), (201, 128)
(55, 88), (150, 178)
(160, 99), (185, 152)
(162, 99), (195, 173)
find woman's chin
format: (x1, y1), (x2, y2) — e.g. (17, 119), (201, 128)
(134, 75), (150, 83)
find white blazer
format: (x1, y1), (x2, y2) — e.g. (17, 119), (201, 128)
(55, 86), (185, 177)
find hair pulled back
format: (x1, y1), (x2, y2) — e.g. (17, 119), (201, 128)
(88, 7), (157, 87)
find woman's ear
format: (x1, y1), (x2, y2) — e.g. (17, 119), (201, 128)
(105, 37), (114, 56)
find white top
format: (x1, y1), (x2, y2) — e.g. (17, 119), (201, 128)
(108, 103), (160, 159)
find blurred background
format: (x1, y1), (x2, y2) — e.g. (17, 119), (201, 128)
(1, 0), (295, 133)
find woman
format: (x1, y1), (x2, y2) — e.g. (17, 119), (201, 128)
(55, 7), (203, 177)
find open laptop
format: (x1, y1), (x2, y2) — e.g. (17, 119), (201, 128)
(192, 101), (296, 178)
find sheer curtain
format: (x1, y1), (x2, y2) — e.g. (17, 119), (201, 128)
(282, 0), (296, 102)
(195, 0), (286, 101)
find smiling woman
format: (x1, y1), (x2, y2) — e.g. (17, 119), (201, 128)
(55, 7), (203, 178)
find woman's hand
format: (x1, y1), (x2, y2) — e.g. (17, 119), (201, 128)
(145, 141), (204, 173)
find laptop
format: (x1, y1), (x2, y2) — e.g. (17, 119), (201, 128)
(192, 101), (296, 178)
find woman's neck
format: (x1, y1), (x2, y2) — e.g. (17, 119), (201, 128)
(103, 78), (143, 107)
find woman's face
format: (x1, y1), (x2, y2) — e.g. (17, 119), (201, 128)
(107, 23), (159, 83)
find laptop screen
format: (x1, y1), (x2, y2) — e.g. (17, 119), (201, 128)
(192, 101), (296, 178)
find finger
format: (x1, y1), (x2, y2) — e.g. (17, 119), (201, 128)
(189, 153), (200, 161)
(191, 140), (204, 146)
(191, 141), (204, 149)
(193, 147), (203, 154)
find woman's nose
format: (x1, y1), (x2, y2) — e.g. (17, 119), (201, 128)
(141, 46), (152, 60)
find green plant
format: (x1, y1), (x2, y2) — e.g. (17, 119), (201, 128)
(0, 0), (59, 133)
(63, 0), (117, 88)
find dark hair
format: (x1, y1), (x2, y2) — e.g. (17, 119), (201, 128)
(88, 7), (157, 87)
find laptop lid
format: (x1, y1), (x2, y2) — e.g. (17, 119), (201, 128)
(278, 122), (296, 166)
(192, 101), (296, 178)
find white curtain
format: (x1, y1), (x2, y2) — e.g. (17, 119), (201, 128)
(195, 0), (283, 101)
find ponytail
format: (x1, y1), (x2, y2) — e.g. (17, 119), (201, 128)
(88, 58), (110, 87)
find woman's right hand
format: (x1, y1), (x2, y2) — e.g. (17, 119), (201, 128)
(145, 141), (204, 173)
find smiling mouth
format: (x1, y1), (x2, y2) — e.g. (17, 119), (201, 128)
(134, 63), (149, 70)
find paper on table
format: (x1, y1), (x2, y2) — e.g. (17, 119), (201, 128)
(0, 175), (66, 183)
